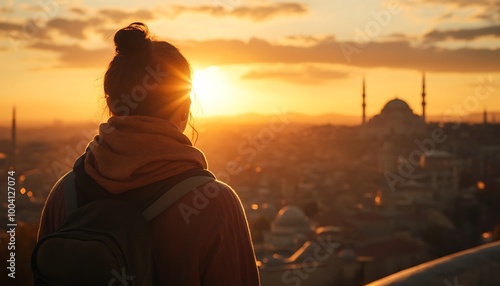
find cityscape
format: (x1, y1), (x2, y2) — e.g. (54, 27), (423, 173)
(1, 76), (500, 285)
(1, 0), (500, 284)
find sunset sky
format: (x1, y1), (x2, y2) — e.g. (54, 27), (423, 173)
(0, 0), (499, 125)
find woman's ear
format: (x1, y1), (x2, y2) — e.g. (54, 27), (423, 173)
(106, 97), (113, 115)
(169, 97), (191, 132)
(182, 98), (191, 120)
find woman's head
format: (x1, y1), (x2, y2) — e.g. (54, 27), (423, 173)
(104, 22), (192, 131)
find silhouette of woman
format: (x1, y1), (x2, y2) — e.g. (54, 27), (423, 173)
(36, 22), (260, 285)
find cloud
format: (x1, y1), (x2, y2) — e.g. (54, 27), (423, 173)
(0, 5), (490, 74)
(0, 7), (14, 13)
(17, 3), (45, 12)
(231, 2), (307, 21)
(70, 7), (87, 15)
(0, 3), (304, 47)
(474, 5), (500, 22)
(283, 35), (336, 46)
(26, 36), (500, 73)
(98, 8), (156, 23)
(28, 42), (112, 68)
(0, 21), (22, 32)
(95, 27), (119, 40)
(424, 25), (500, 42)
(180, 37), (500, 73)
(418, 0), (499, 7)
(417, 0), (500, 21)
(171, 2), (307, 21)
(0, 7), (159, 43)
(385, 33), (409, 40)
(242, 65), (349, 84)
(46, 18), (89, 39)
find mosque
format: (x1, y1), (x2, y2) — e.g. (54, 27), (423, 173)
(356, 75), (462, 211)
(360, 74), (427, 138)
(265, 205), (313, 252)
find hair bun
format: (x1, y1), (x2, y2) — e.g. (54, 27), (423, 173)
(114, 22), (152, 56)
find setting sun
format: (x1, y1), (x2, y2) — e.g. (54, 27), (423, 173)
(192, 66), (232, 116)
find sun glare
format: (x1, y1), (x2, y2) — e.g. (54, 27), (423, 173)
(192, 66), (231, 116)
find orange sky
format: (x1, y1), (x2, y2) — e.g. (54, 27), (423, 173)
(0, 0), (499, 125)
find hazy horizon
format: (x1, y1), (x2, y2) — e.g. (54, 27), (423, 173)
(0, 109), (499, 130)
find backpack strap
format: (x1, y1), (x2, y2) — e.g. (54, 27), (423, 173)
(63, 171), (78, 215)
(142, 176), (214, 222)
(67, 153), (216, 221)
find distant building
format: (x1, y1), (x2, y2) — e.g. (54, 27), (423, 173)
(393, 179), (434, 206)
(479, 145), (500, 179)
(362, 98), (426, 139)
(345, 212), (394, 238)
(259, 239), (342, 286)
(9, 106), (16, 168)
(386, 150), (460, 212)
(266, 206), (313, 252)
(421, 150), (460, 211)
(259, 230), (428, 286)
(360, 74), (427, 139)
(355, 236), (429, 283)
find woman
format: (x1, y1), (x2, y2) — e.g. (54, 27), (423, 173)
(37, 22), (260, 285)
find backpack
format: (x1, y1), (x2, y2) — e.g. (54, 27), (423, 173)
(31, 154), (215, 286)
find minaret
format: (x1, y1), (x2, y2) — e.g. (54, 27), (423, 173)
(362, 77), (366, 125)
(422, 73), (426, 123)
(10, 106), (16, 168)
(484, 109), (488, 125)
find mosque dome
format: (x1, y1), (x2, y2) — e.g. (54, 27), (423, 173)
(267, 206), (313, 252)
(381, 98), (412, 114)
(338, 248), (357, 261)
(274, 206), (310, 227)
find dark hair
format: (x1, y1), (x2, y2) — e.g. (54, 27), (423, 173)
(104, 22), (192, 119)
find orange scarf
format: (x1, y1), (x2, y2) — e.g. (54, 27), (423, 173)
(84, 116), (208, 193)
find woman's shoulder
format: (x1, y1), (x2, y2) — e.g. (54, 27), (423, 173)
(162, 179), (246, 226)
(190, 179), (240, 203)
(38, 172), (71, 239)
